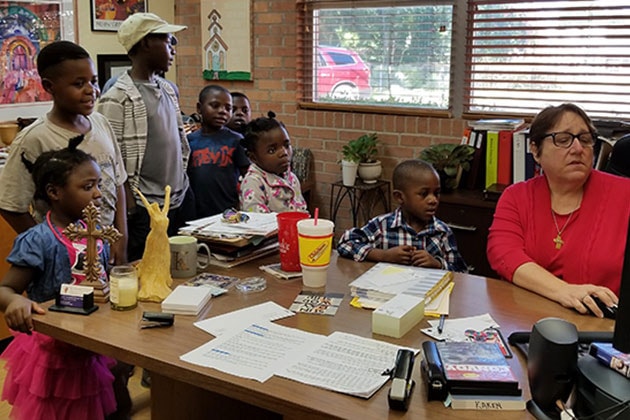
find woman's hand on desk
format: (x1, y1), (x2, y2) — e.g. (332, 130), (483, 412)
(513, 262), (617, 318)
(554, 284), (618, 318)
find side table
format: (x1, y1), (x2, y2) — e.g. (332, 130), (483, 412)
(329, 179), (391, 228)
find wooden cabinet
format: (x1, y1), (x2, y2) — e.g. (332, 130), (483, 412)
(437, 189), (499, 278)
(0, 217), (16, 340)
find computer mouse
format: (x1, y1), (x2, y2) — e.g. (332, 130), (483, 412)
(588, 295), (617, 319)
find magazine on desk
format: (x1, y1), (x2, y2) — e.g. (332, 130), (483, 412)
(349, 262), (453, 302)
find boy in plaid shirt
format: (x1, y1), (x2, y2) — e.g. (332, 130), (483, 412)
(337, 159), (468, 272)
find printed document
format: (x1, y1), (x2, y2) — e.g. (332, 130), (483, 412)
(181, 321), (324, 382)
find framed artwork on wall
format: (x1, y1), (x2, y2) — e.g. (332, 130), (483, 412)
(90, 0), (146, 32)
(0, 0), (75, 120)
(97, 54), (131, 91)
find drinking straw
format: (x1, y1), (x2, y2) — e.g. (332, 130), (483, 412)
(314, 207), (319, 226)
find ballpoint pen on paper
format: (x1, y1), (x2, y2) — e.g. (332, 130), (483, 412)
(437, 314), (446, 334)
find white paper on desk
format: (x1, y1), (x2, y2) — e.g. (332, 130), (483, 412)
(180, 212), (278, 236)
(194, 301), (295, 336)
(420, 313), (499, 342)
(276, 331), (419, 398)
(180, 321), (325, 382)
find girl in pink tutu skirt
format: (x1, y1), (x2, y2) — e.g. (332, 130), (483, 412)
(0, 136), (128, 419)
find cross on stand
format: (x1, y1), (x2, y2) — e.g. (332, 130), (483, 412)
(64, 202), (122, 303)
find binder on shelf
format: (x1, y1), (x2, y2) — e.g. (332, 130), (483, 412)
(466, 130), (486, 190)
(512, 127), (529, 183)
(497, 130), (513, 185)
(485, 131), (499, 188)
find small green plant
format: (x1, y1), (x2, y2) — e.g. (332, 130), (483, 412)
(341, 133), (379, 163)
(419, 143), (475, 189)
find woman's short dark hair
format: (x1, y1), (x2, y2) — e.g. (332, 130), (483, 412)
(529, 103), (597, 149)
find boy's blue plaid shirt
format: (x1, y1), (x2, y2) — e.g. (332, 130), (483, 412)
(337, 207), (468, 272)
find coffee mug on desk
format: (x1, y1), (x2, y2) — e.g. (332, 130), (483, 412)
(168, 236), (211, 278)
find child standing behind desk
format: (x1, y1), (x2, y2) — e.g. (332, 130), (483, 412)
(337, 159), (468, 272)
(226, 91), (252, 135)
(0, 138), (127, 420)
(187, 85), (250, 218)
(239, 112), (308, 213)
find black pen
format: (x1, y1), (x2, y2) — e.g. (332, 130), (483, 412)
(437, 314), (446, 334)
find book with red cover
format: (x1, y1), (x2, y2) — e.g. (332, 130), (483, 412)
(436, 342), (521, 394)
(497, 130), (513, 185)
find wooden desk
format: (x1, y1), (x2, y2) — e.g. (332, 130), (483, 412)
(32, 254), (613, 419)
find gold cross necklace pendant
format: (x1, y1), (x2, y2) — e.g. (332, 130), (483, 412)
(551, 206), (577, 250)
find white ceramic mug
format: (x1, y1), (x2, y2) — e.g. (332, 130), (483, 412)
(169, 236), (211, 278)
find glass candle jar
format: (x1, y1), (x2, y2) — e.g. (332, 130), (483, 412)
(110, 265), (138, 311)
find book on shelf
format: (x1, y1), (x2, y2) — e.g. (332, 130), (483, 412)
(589, 342), (630, 379)
(434, 341), (521, 396)
(162, 285), (213, 315)
(348, 262), (453, 303)
(448, 393), (526, 410)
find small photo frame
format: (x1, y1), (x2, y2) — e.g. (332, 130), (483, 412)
(97, 54), (132, 91)
(90, 0), (147, 32)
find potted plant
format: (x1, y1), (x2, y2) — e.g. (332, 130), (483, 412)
(350, 133), (383, 184)
(340, 139), (361, 186)
(419, 143), (475, 190)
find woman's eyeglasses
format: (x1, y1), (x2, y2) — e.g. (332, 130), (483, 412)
(544, 132), (596, 148)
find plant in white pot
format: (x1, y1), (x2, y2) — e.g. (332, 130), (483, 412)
(340, 138), (361, 186)
(353, 133), (382, 184)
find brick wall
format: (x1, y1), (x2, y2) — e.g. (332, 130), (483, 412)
(175, 0), (466, 233)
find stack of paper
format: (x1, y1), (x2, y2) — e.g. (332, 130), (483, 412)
(161, 285), (212, 315)
(349, 263), (453, 303)
(179, 212), (278, 240)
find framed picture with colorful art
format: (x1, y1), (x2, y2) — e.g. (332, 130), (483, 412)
(0, 0), (75, 120)
(90, 0), (146, 32)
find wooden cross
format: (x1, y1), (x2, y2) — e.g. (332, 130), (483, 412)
(64, 201), (122, 302)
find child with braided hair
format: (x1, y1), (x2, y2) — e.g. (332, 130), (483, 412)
(239, 111), (307, 213)
(0, 136), (130, 419)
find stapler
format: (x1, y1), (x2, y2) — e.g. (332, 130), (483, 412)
(388, 349), (416, 411)
(420, 341), (448, 401)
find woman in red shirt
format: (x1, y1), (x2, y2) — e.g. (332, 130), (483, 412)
(487, 103), (630, 317)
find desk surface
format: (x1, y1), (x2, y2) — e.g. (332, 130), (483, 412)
(33, 254), (613, 419)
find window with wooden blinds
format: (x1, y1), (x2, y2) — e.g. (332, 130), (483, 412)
(465, 1), (630, 119)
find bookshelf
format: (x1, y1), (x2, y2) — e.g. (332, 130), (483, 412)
(437, 189), (498, 278)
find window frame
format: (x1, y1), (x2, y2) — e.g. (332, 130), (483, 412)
(298, 1), (630, 120)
